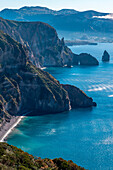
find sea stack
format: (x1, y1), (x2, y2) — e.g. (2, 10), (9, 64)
(102, 50), (110, 62)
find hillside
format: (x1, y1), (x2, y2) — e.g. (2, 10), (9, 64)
(0, 142), (85, 170)
(0, 17), (99, 67)
(0, 31), (96, 126)
(0, 6), (112, 34)
(0, 17), (75, 67)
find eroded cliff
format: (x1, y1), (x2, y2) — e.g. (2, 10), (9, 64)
(0, 31), (96, 125)
(0, 17), (99, 67)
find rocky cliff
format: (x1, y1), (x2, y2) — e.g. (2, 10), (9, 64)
(0, 31), (96, 125)
(0, 17), (99, 67)
(62, 84), (97, 108)
(0, 17), (75, 67)
(0, 31), (70, 124)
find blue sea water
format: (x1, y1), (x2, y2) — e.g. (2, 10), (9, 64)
(7, 43), (113, 170)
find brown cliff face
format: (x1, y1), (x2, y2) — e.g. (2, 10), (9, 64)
(0, 18), (74, 67)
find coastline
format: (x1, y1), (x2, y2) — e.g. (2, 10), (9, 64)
(0, 112), (31, 142)
(0, 116), (24, 142)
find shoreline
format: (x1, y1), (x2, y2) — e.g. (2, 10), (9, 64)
(0, 116), (24, 142)
(0, 112), (31, 142)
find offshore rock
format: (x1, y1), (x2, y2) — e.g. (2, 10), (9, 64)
(102, 50), (110, 62)
(78, 53), (99, 66)
(62, 84), (97, 108)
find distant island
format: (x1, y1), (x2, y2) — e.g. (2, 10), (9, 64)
(1, 6), (113, 43)
(65, 40), (98, 46)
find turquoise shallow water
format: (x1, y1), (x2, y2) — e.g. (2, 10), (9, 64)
(7, 43), (113, 170)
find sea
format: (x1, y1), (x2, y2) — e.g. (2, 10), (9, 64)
(7, 43), (113, 170)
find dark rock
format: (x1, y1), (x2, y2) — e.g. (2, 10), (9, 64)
(72, 53), (99, 66)
(62, 84), (97, 108)
(72, 54), (79, 65)
(102, 50), (110, 62)
(93, 102), (97, 107)
(78, 53), (99, 66)
(0, 18), (100, 68)
(67, 59), (72, 68)
(0, 18), (75, 67)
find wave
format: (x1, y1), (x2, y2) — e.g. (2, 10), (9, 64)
(108, 95), (113, 97)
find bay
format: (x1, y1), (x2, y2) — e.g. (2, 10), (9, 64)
(7, 43), (113, 170)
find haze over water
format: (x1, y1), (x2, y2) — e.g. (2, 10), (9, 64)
(7, 43), (113, 170)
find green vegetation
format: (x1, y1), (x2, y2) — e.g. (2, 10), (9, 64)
(0, 143), (85, 170)
(25, 61), (68, 103)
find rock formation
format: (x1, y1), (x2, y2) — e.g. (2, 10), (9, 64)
(102, 50), (110, 62)
(78, 53), (99, 66)
(0, 17), (99, 67)
(0, 17), (75, 67)
(62, 85), (97, 108)
(0, 31), (96, 125)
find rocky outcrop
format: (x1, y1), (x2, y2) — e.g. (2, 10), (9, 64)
(0, 18), (75, 67)
(0, 17), (99, 67)
(102, 50), (110, 62)
(77, 53), (99, 66)
(73, 53), (99, 66)
(0, 31), (96, 124)
(62, 84), (97, 108)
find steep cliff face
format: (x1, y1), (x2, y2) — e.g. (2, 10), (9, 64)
(0, 31), (71, 123)
(0, 18), (74, 67)
(0, 17), (99, 67)
(0, 31), (28, 68)
(0, 31), (96, 125)
(1, 63), (70, 116)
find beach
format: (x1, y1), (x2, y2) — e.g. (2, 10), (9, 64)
(0, 116), (24, 142)
(0, 111), (31, 142)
